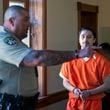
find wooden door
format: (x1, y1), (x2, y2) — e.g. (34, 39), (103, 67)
(77, 2), (99, 47)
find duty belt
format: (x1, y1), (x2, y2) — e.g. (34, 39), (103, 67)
(0, 92), (40, 110)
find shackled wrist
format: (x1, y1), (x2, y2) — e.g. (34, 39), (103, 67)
(87, 90), (92, 96)
(72, 87), (77, 93)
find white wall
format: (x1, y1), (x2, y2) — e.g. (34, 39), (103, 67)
(45, 0), (110, 109)
(46, 0), (110, 93)
(0, 0), (3, 25)
(98, 0), (110, 43)
(47, 0), (78, 94)
(47, 0), (97, 94)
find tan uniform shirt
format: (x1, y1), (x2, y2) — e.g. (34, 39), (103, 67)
(0, 26), (38, 97)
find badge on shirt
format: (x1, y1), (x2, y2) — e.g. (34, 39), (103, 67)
(4, 37), (17, 45)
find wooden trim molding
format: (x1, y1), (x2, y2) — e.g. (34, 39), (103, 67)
(77, 2), (98, 13)
(42, 0), (47, 96)
(37, 90), (68, 108)
(3, 0), (9, 15)
(29, 0), (47, 96)
(3, 0), (29, 14)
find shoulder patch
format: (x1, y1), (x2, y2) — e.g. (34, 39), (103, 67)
(4, 37), (17, 45)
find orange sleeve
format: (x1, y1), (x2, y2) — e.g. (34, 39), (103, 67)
(98, 56), (110, 80)
(60, 62), (69, 79)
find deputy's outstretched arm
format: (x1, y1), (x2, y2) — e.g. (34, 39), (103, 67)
(20, 50), (77, 67)
(21, 46), (100, 67)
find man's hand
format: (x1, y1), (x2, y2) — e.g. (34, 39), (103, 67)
(80, 90), (91, 101)
(73, 88), (82, 98)
(78, 46), (102, 58)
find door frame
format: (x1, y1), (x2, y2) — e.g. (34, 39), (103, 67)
(77, 2), (99, 47)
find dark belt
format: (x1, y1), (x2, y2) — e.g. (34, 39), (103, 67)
(0, 92), (40, 102)
(0, 92), (40, 110)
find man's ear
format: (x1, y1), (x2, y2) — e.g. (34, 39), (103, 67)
(9, 17), (15, 26)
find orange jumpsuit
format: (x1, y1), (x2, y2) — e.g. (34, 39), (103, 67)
(60, 52), (110, 110)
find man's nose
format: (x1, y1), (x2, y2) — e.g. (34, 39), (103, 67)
(84, 36), (88, 41)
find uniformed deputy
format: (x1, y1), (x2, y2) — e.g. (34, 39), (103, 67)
(0, 5), (99, 110)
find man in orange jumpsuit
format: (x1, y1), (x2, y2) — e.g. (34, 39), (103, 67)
(59, 28), (110, 110)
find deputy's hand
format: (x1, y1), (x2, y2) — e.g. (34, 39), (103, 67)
(78, 46), (102, 58)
